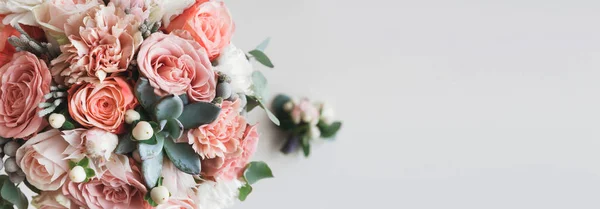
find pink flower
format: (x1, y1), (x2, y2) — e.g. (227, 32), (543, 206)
(183, 100), (246, 159)
(32, 191), (71, 209)
(67, 77), (136, 133)
(165, 0), (234, 60)
(62, 155), (152, 209)
(0, 51), (51, 139)
(62, 128), (119, 176)
(290, 98), (320, 124)
(161, 160), (196, 198)
(32, 0), (101, 39)
(137, 31), (216, 102)
(156, 198), (198, 209)
(0, 16), (19, 67)
(15, 129), (70, 191)
(201, 124), (259, 180)
(111, 0), (149, 22)
(50, 3), (143, 85)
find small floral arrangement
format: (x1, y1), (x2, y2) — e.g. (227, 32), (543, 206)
(0, 0), (278, 208)
(271, 95), (342, 157)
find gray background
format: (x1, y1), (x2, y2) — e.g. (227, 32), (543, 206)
(17, 0), (600, 208)
(229, 0), (600, 209)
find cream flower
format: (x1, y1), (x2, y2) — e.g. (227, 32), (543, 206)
(0, 0), (43, 26)
(192, 178), (243, 209)
(216, 44), (255, 95)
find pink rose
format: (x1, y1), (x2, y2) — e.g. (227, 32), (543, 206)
(157, 198), (198, 209)
(32, 191), (71, 209)
(165, 0), (234, 60)
(50, 3), (143, 85)
(62, 155), (152, 209)
(15, 129), (70, 191)
(137, 32), (217, 102)
(32, 0), (101, 39)
(201, 124), (259, 180)
(291, 98), (319, 124)
(68, 77), (136, 133)
(183, 100), (245, 159)
(0, 51), (51, 139)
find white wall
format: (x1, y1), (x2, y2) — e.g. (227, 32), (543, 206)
(230, 0), (600, 209)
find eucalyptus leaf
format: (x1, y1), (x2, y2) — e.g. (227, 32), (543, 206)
(135, 78), (161, 110)
(248, 50), (274, 68)
(179, 94), (189, 105)
(178, 102), (221, 129)
(251, 71), (268, 99)
(238, 184), (253, 201)
(247, 95), (280, 126)
(318, 121), (342, 138)
(115, 133), (136, 154)
(153, 95), (184, 121)
(164, 119), (183, 139)
(1, 178), (27, 209)
(163, 138), (201, 175)
(255, 37), (271, 51)
(142, 151), (164, 189)
(243, 161), (274, 185)
(138, 133), (165, 160)
(61, 121), (75, 130)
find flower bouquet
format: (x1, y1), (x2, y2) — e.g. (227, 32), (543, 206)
(0, 0), (277, 208)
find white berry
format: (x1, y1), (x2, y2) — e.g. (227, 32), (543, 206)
(124, 109), (141, 124)
(283, 101), (294, 112)
(308, 125), (321, 139)
(320, 103), (335, 124)
(69, 166), (87, 183)
(48, 113), (66, 129)
(132, 121), (153, 141)
(151, 186), (170, 205)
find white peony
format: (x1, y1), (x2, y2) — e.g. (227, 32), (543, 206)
(216, 44), (255, 95)
(0, 0), (43, 26)
(193, 178), (243, 209)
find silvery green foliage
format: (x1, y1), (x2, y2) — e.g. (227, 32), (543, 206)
(7, 24), (60, 60)
(140, 20), (162, 39)
(38, 85), (67, 117)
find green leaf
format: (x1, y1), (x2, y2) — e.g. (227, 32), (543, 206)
(255, 37), (271, 52)
(238, 183), (253, 201)
(248, 50), (274, 68)
(157, 177), (164, 187)
(68, 161), (77, 169)
(271, 94), (291, 115)
(153, 95), (184, 121)
(61, 121), (75, 130)
(318, 121), (342, 138)
(178, 102), (221, 129)
(85, 168), (95, 178)
(142, 150), (164, 188)
(301, 135), (310, 157)
(255, 97), (280, 126)
(179, 94), (189, 105)
(144, 192), (158, 207)
(251, 71), (268, 99)
(138, 133), (165, 160)
(78, 157), (89, 167)
(115, 133), (136, 154)
(138, 134), (158, 145)
(1, 179), (27, 209)
(135, 78), (161, 110)
(164, 119), (183, 139)
(163, 138), (201, 175)
(243, 161), (274, 185)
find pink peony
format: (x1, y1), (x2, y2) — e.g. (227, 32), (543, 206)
(68, 77), (136, 133)
(137, 31), (217, 102)
(165, 0), (234, 60)
(183, 100), (246, 159)
(201, 124), (259, 180)
(15, 129), (70, 191)
(62, 155), (152, 209)
(156, 198), (198, 209)
(50, 3), (143, 85)
(0, 51), (51, 139)
(32, 190), (71, 209)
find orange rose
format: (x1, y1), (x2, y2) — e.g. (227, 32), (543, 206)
(165, 0), (234, 60)
(67, 77), (136, 133)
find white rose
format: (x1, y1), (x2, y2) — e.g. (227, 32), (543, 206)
(149, 0), (194, 26)
(216, 44), (255, 95)
(0, 0), (43, 26)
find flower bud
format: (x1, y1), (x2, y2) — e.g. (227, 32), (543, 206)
(4, 157), (17, 173)
(48, 113), (66, 129)
(308, 125), (321, 139)
(132, 121), (153, 141)
(151, 186), (170, 205)
(283, 101), (294, 112)
(69, 166), (87, 183)
(124, 109), (141, 124)
(320, 103), (335, 124)
(3, 141), (19, 157)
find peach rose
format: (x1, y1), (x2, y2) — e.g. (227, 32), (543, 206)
(15, 129), (70, 191)
(62, 155), (152, 209)
(165, 0), (234, 60)
(0, 51), (51, 139)
(137, 32), (216, 102)
(50, 3), (143, 85)
(201, 124), (259, 180)
(157, 198), (198, 209)
(32, 190), (71, 209)
(183, 100), (245, 159)
(68, 77), (136, 133)
(0, 16), (19, 67)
